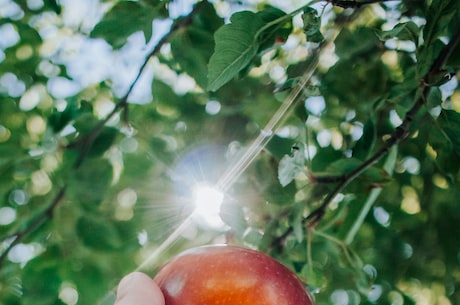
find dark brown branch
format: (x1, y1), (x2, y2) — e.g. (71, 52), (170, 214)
(311, 174), (347, 184)
(0, 0), (210, 268)
(66, 0), (209, 167)
(0, 188), (66, 269)
(271, 26), (460, 249)
(306, 26), (460, 225)
(329, 0), (398, 9)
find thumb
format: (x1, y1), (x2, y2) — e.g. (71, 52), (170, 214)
(115, 272), (165, 305)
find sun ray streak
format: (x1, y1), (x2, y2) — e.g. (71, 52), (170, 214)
(100, 36), (334, 305)
(216, 49), (320, 192)
(135, 216), (194, 271)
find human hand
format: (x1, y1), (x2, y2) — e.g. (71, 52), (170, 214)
(115, 272), (165, 305)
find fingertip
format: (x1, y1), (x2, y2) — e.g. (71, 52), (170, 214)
(116, 272), (165, 305)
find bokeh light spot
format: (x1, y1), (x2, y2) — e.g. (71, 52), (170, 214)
(0, 207), (16, 225)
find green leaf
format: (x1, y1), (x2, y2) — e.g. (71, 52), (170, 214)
(170, 27), (213, 89)
(73, 261), (110, 304)
(375, 21), (419, 42)
(90, 1), (159, 49)
(252, 153), (297, 205)
(257, 6), (292, 51)
(302, 7), (324, 43)
(301, 264), (326, 289)
(341, 147), (398, 245)
(44, 0), (62, 14)
(426, 87), (442, 108)
(311, 147), (343, 172)
(353, 118), (377, 160)
(207, 11), (266, 91)
(387, 77), (419, 109)
(68, 158), (113, 209)
(416, 39), (445, 77)
(242, 228), (264, 247)
(22, 248), (62, 305)
(89, 126), (119, 157)
(220, 202), (247, 236)
(446, 40), (460, 68)
(72, 112), (99, 134)
(76, 215), (123, 251)
(437, 109), (460, 155)
(207, 6), (291, 91)
(424, 0), (458, 43)
(334, 27), (380, 59)
(48, 102), (80, 133)
(170, 2), (223, 89)
(70, 114), (119, 158)
(278, 143), (306, 187)
(265, 135), (296, 160)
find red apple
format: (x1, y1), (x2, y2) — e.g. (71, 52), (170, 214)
(154, 244), (314, 305)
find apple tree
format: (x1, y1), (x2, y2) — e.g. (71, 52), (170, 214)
(1, 0), (460, 304)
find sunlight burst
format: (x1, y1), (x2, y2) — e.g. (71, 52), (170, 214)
(191, 184), (225, 229)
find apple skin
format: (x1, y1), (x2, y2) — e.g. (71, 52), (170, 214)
(154, 244), (314, 305)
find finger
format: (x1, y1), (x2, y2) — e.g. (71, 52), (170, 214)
(115, 272), (165, 305)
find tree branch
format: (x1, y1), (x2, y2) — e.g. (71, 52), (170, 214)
(271, 26), (460, 249)
(0, 187), (66, 269)
(66, 0), (209, 167)
(0, 0), (210, 269)
(329, 0), (398, 9)
(306, 26), (460, 225)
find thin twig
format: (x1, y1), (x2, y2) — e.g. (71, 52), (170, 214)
(306, 26), (460, 225)
(0, 188), (66, 269)
(329, 0), (398, 9)
(271, 25), (460, 249)
(66, 0), (209, 167)
(0, 1), (210, 267)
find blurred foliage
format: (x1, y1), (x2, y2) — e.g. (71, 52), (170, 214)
(1, 0), (460, 305)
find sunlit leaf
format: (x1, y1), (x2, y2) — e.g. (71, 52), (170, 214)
(302, 7), (324, 43)
(206, 8), (291, 92)
(278, 143), (305, 187)
(220, 201), (247, 236)
(207, 11), (264, 91)
(376, 21), (419, 42)
(90, 1), (160, 49)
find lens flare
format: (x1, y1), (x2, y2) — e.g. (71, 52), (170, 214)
(191, 184), (225, 229)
